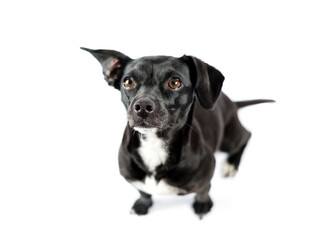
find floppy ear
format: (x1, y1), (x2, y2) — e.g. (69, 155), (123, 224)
(81, 47), (132, 89)
(181, 55), (225, 110)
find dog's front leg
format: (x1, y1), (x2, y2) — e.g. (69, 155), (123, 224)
(131, 191), (153, 215)
(192, 184), (213, 219)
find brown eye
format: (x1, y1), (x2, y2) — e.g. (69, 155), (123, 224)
(168, 78), (182, 89)
(124, 77), (135, 88)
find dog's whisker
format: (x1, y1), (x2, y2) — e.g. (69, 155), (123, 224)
(186, 123), (199, 136)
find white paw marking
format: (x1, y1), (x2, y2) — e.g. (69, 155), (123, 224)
(222, 162), (237, 178)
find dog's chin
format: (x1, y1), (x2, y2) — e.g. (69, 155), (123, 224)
(133, 127), (158, 135)
(128, 117), (166, 134)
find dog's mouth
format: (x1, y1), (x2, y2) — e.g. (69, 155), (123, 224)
(133, 127), (157, 134)
(128, 115), (165, 130)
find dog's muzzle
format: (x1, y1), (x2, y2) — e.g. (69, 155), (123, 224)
(128, 97), (167, 129)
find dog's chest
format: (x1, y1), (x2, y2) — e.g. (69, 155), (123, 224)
(137, 133), (168, 172)
(132, 132), (184, 195)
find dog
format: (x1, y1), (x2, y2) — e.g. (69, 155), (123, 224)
(81, 47), (274, 219)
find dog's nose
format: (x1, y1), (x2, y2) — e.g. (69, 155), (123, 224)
(133, 98), (156, 117)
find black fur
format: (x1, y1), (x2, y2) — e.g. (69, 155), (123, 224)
(81, 47), (274, 218)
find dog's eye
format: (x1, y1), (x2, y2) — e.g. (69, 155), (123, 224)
(124, 77), (135, 88)
(168, 78), (182, 89)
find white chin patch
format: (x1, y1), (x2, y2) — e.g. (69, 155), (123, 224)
(133, 127), (157, 134)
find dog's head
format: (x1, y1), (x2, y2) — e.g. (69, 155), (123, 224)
(82, 48), (225, 133)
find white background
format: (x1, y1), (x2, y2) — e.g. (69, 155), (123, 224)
(1, 0), (334, 239)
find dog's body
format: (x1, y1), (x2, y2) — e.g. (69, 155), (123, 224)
(82, 48), (273, 218)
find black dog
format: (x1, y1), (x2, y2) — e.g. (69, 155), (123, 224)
(81, 47), (273, 218)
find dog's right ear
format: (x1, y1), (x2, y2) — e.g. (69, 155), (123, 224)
(81, 47), (132, 89)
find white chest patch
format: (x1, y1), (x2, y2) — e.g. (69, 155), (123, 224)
(131, 128), (185, 195)
(136, 129), (168, 172)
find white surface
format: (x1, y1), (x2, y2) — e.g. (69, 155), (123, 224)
(0, 1), (334, 239)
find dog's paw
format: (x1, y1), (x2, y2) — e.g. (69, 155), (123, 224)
(130, 197), (153, 215)
(192, 199), (213, 219)
(222, 161), (238, 178)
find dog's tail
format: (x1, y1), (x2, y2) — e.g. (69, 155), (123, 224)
(235, 99), (275, 109)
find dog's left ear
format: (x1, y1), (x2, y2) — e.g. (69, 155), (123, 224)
(81, 47), (132, 89)
(181, 55), (225, 110)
